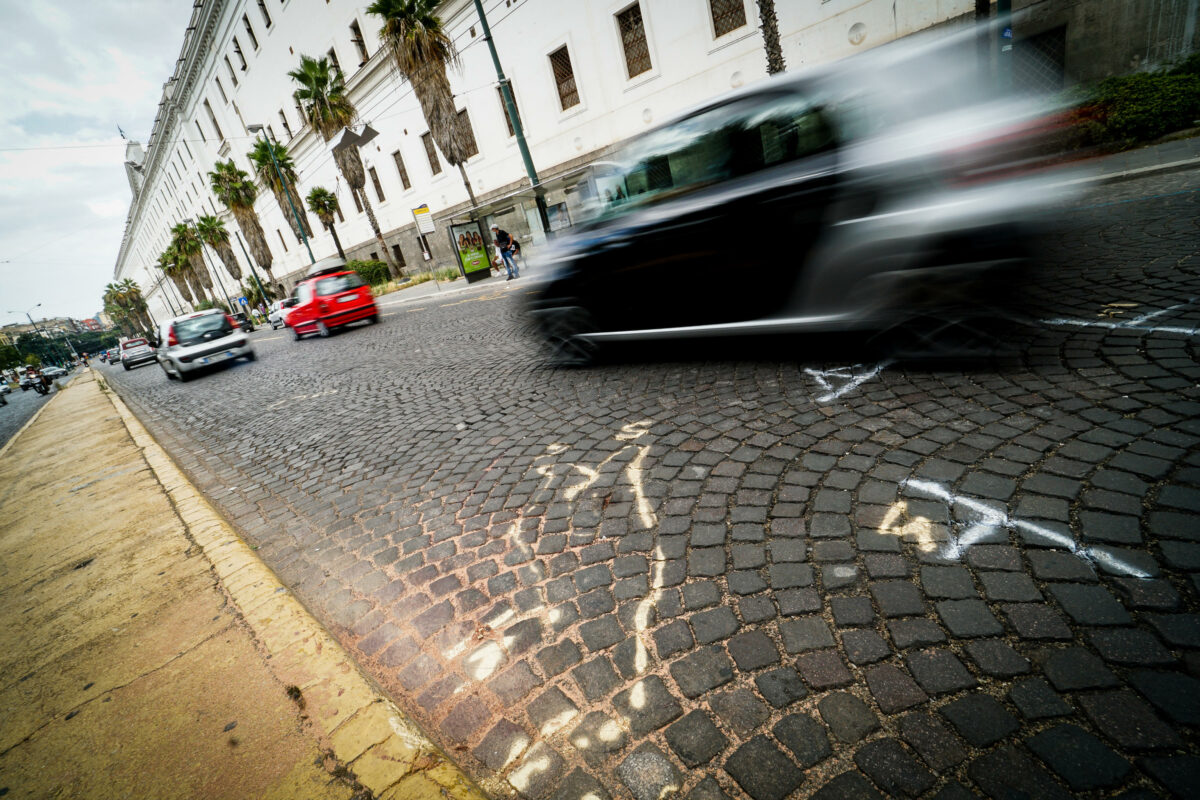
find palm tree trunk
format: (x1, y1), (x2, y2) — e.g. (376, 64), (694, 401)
(456, 163), (479, 214)
(233, 207), (274, 279)
(169, 272), (193, 305)
(356, 187), (400, 279)
(185, 266), (208, 303)
(189, 253), (213, 293)
(216, 241), (243, 281)
(756, 0), (786, 75)
(272, 183), (313, 243)
(326, 222), (346, 260)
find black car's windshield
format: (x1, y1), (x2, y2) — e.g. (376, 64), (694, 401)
(592, 92), (835, 220)
(174, 314), (231, 345)
(315, 274), (366, 296)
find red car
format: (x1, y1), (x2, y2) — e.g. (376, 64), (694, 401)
(286, 268), (378, 339)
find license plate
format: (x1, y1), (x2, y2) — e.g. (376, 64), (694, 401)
(337, 295), (358, 304)
(200, 351), (234, 365)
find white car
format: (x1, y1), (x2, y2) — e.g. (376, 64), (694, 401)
(119, 337), (157, 371)
(156, 309), (254, 382)
(268, 298), (298, 330)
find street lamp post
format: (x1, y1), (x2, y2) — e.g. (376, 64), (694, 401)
(473, 0), (551, 235)
(247, 124), (315, 265)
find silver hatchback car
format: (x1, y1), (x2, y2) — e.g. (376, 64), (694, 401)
(157, 309), (254, 381)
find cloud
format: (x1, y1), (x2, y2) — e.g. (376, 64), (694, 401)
(0, 0), (193, 320)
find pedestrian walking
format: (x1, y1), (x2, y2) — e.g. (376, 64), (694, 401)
(491, 225), (519, 280)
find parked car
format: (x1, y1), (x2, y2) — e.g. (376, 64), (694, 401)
(105, 348), (120, 363)
(42, 366), (67, 380)
(156, 309), (254, 382)
(230, 310), (255, 332)
(268, 298), (298, 330)
(119, 337), (157, 371)
(525, 28), (1078, 363)
(286, 260), (378, 339)
(0, 383), (11, 395)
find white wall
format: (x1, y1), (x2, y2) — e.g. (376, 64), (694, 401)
(118, 0), (975, 320)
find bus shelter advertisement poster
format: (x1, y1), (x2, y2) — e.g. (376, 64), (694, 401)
(451, 222), (492, 276)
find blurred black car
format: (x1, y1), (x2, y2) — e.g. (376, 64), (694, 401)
(230, 311), (255, 332)
(526, 29), (1081, 364)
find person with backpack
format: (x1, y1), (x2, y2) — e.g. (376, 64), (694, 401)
(491, 225), (519, 280)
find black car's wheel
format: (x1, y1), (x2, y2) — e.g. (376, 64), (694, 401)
(366, 313), (379, 325)
(244, 351), (257, 361)
(123, 362), (130, 371)
(291, 325), (303, 341)
(316, 320), (331, 338)
(160, 361), (175, 381)
(541, 306), (600, 366)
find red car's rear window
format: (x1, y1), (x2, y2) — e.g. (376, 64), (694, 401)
(315, 273), (366, 297)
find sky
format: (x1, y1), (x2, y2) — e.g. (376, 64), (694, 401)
(0, 1), (194, 325)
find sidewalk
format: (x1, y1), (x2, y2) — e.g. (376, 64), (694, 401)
(0, 372), (484, 800)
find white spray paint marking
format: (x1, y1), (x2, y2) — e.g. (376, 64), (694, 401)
(265, 387), (339, 411)
(898, 477), (1152, 579)
(1042, 298), (1199, 337)
(804, 360), (892, 403)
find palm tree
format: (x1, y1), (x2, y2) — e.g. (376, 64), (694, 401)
(247, 138), (313, 244)
(118, 278), (153, 333)
(367, 0), (479, 209)
(103, 280), (152, 335)
(170, 222), (211, 303)
(306, 186), (345, 260)
(209, 159), (276, 286)
(159, 247), (194, 306)
(196, 215), (243, 283)
(289, 55), (400, 277)
(756, 0), (785, 75)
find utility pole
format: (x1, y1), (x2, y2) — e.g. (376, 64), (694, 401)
(472, 0), (551, 235)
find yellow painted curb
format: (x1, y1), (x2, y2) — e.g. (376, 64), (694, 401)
(103, 383), (487, 800)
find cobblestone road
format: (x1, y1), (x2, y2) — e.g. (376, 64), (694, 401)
(108, 170), (1200, 799)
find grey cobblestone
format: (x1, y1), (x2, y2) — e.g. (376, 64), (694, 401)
(107, 168), (1200, 799)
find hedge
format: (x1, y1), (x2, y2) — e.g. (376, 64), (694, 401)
(348, 259), (390, 286)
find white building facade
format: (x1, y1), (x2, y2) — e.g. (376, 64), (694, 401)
(115, 0), (995, 319)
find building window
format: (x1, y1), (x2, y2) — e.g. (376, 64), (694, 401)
(391, 244), (406, 267)
(709, 0), (747, 38)
(195, 121), (206, 142)
(457, 109), (479, 159)
(204, 100), (224, 141)
(225, 55), (239, 86)
(215, 76), (228, 103)
(242, 14), (259, 49)
(231, 101), (248, 134)
(350, 19), (369, 64)
(327, 47), (341, 75)
(549, 46), (580, 110)
(616, 3), (652, 79)
(182, 139), (193, 159)
(293, 93), (305, 124)
(496, 85), (522, 137)
(392, 150), (411, 190)
(369, 166), (385, 202)
(279, 110), (292, 139)
(335, 202), (344, 223)
(350, 188), (363, 213)
(257, 0), (272, 27)
(421, 132), (441, 175)
(277, 230), (289, 250)
(232, 37), (247, 70)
